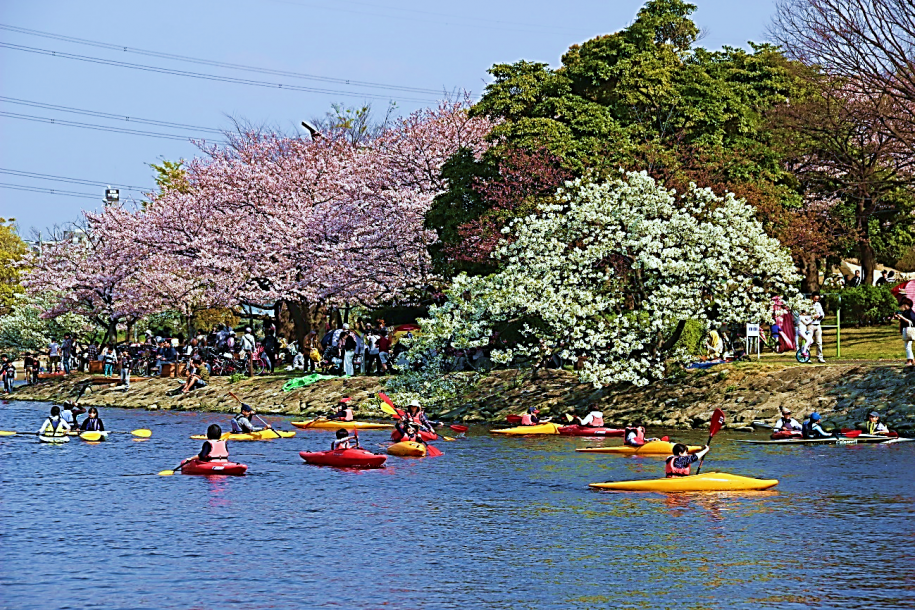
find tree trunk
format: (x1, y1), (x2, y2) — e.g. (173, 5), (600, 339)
(100, 318), (118, 347)
(284, 300), (310, 350)
(859, 241), (877, 287)
(799, 253), (821, 294)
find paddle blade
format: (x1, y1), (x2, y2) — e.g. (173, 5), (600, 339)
(378, 392), (395, 408)
(425, 444), (443, 457)
(842, 430), (862, 438)
(0, 431), (17, 436)
(379, 402), (399, 417)
(157, 470), (176, 476)
(449, 424), (469, 433)
(709, 409), (726, 438)
(131, 429), (152, 438)
(80, 432), (103, 442)
(439, 434), (456, 442)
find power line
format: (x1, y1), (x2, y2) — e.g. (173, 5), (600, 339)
(0, 182), (102, 200)
(0, 168), (148, 191)
(0, 110), (209, 141)
(0, 96), (223, 134)
(0, 41), (441, 104)
(0, 22), (449, 96)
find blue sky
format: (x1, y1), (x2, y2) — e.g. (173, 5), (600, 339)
(0, 0), (777, 235)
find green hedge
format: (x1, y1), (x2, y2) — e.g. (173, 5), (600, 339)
(822, 285), (898, 326)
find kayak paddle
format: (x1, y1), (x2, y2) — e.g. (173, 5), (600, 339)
(425, 444), (443, 457)
(158, 459), (187, 476)
(378, 395), (454, 440)
(696, 408), (725, 475)
(449, 424), (468, 433)
(79, 431), (105, 442)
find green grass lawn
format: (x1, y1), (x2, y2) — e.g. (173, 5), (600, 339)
(757, 322), (905, 362)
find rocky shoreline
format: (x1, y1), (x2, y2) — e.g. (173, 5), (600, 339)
(8, 362), (915, 433)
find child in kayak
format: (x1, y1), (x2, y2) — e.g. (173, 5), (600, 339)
(802, 412), (834, 439)
(333, 398), (354, 422)
(332, 428), (359, 450)
(665, 443), (710, 477)
(521, 406), (550, 426)
(79, 407), (105, 431)
(60, 400), (86, 428)
(38, 406), (71, 437)
(231, 405), (271, 434)
(398, 422), (424, 444)
(861, 411), (890, 436)
(404, 400), (435, 432)
(197, 424), (229, 462)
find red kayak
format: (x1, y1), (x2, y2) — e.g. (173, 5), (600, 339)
(299, 448), (387, 468)
(770, 431), (803, 440)
(558, 425), (624, 437)
(391, 429), (438, 442)
(180, 458), (248, 476)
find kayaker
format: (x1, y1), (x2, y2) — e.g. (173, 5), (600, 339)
(79, 407), (105, 432)
(773, 409), (802, 432)
(801, 412), (834, 439)
(60, 400), (86, 428)
(197, 424), (229, 462)
(624, 424), (647, 447)
(331, 428), (359, 450)
(38, 405), (71, 437)
(862, 411), (890, 436)
(398, 422), (424, 444)
(577, 406), (604, 428)
(231, 404), (271, 434)
(333, 398), (354, 422)
(665, 443), (710, 478)
(521, 406), (549, 426)
(404, 400), (434, 432)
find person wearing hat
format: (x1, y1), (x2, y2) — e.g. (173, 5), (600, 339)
(802, 412), (834, 439)
(862, 411), (890, 436)
(397, 421), (424, 444)
(333, 398), (354, 422)
(521, 406), (549, 426)
(231, 404), (271, 434)
(773, 409), (802, 433)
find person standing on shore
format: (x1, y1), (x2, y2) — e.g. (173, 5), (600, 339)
(119, 349), (132, 390)
(810, 294), (826, 363)
(894, 297), (915, 367)
(1, 355), (14, 393)
(61, 334), (74, 375)
(48, 339), (60, 373)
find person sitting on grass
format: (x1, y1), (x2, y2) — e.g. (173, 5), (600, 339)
(231, 404), (271, 434)
(331, 428), (358, 450)
(665, 443), (710, 477)
(180, 358), (209, 394)
(197, 424), (228, 462)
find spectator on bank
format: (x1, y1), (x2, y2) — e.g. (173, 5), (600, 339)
(876, 270), (888, 286)
(180, 358), (209, 393)
(894, 297), (915, 367)
(61, 333), (74, 375)
(810, 294), (826, 363)
(1, 355), (14, 394)
(23, 353), (39, 385)
(103, 344), (117, 377)
(262, 327), (279, 373)
(48, 339), (61, 373)
(341, 328), (358, 376)
(119, 349), (132, 390)
(376, 330), (391, 375)
(155, 339), (177, 375)
(847, 270), (862, 287)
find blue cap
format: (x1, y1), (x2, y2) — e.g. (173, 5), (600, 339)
(810, 412), (821, 421)
(241, 405), (253, 413)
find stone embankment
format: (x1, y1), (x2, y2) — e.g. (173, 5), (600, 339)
(9, 362), (915, 433)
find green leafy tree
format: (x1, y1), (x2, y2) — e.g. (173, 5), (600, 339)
(0, 218), (29, 315)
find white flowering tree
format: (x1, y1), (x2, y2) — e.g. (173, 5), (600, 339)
(0, 293), (93, 354)
(406, 171), (801, 396)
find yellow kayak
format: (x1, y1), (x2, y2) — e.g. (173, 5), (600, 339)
(291, 420), (393, 430)
(490, 423), (561, 435)
(589, 472), (779, 492)
(189, 430), (296, 441)
(387, 441), (427, 457)
(576, 441), (702, 456)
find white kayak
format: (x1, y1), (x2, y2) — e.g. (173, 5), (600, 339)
(38, 435), (70, 444)
(737, 436), (912, 445)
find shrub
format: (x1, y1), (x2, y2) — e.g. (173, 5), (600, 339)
(822, 285), (898, 326)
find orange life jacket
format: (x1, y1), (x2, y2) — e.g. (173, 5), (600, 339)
(665, 455), (691, 477)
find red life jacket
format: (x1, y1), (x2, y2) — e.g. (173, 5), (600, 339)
(400, 431), (420, 443)
(521, 413), (536, 426)
(406, 411), (423, 425)
(589, 413), (604, 427)
(624, 426), (645, 446)
(665, 455), (691, 477)
(204, 440), (229, 461)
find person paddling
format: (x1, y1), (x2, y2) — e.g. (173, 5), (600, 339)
(404, 399), (434, 432)
(624, 423), (647, 446)
(665, 443), (710, 478)
(231, 404), (271, 434)
(331, 428), (359, 450)
(38, 406), (71, 437)
(60, 400), (86, 428)
(862, 411), (890, 436)
(79, 407), (105, 432)
(398, 422), (425, 444)
(801, 412), (834, 439)
(576, 406), (604, 428)
(773, 409), (802, 433)
(197, 424), (229, 462)
(333, 398), (354, 422)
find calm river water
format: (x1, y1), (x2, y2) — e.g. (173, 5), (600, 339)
(1, 399), (913, 610)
